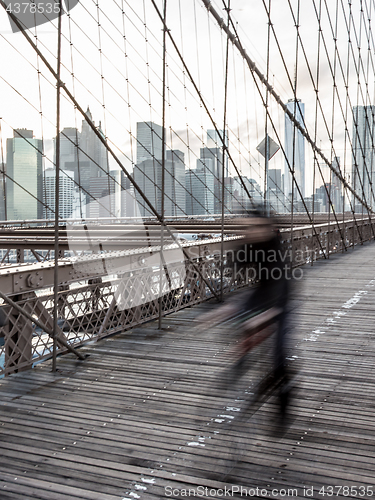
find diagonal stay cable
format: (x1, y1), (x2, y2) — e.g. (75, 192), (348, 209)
(0, 1), (222, 301)
(318, 0), (375, 216)
(221, 3), (328, 257)
(202, 0), (375, 252)
(234, 1), (352, 249)
(6, 0), (249, 217)
(154, 0), (324, 256)
(261, 0), (368, 241)
(318, 0), (375, 238)
(309, 0), (373, 239)
(283, 0), (349, 249)
(262, 0), (352, 247)
(149, 0), (256, 211)
(289, 0), (374, 240)
(200, 0), (373, 216)
(66, 0), (248, 214)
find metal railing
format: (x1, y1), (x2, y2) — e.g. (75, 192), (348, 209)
(0, 217), (373, 377)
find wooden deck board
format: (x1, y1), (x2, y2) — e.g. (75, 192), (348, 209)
(0, 242), (375, 499)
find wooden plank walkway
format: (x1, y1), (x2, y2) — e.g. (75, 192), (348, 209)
(0, 242), (375, 499)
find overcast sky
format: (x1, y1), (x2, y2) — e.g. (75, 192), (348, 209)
(0, 0), (373, 196)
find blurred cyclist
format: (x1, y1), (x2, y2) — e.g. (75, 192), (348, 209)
(232, 211), (292, 420)
(200, 210), (293, 423)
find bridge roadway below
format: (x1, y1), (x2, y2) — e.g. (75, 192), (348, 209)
(0, 242), (374, 499)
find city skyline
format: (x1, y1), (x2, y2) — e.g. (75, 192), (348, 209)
(1, 0), (372, 217)
(2, 104), (374, 221)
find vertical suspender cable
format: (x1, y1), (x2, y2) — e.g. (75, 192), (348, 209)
(290, 0), (301, 270)
(96, 1), (111, 207)
(35, 21), (46, 226)
(311, 0), (322, 265)
(159, 0), (167, 328)
(53, 0), (63, 372)
(264, 0), (271, 214)
(345, 2), (356, 249)
(320, 0), (374, 244)
(328, 0), (336, 258)
(358, 5), (365, 243)
(0, 119), (6, 221)
(370, 1), (375, 219)
(335, 0), (346, 251)
(220, 0), (230, 302)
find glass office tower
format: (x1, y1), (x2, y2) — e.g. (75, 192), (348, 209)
(6, 129), (43, 220)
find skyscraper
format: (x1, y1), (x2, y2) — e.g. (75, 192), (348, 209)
(164, 150), (185, 216)
(330, 157), (344, 213)
(207, 129), (228, 149)
(185, 161), (215, 215)
(56, 127), (80, 173)
(55, 108), (110, 217)
(87, 170), (122, 219)
(134, 122), (185, 217)
(199, 146), (223, 214)
(78, 108), (109, 202)
(6, 129), (43, 220)
(121, 172), (139, 218)
(352, 105), (375, 210)
(136, 122), (164, 164)
(267, 168), (284, 213)
(284, 99), (305, 208)
(232, 176), (262, 213)
(44, 169), (75, 219)
(134, 122), (164, 217)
